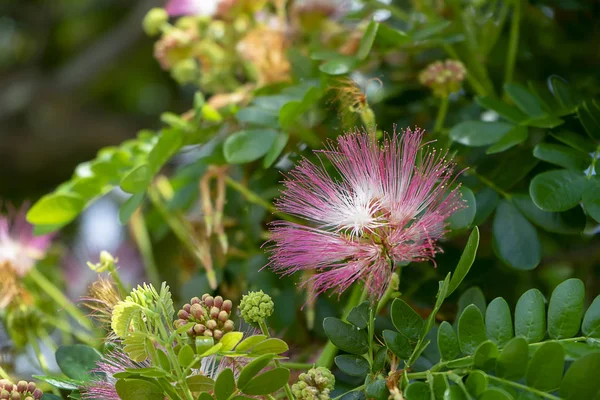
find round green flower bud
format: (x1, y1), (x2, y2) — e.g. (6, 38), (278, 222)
(292, 367), (335, 400)
(143, 8), (169, 36)
(239, 290), (274, 325)
(171, 59), (199, 84)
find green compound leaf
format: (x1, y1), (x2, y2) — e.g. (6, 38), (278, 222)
(465, 370), (488, 398)
(237, 354), (274, 389)
(27, 192), (85, 226)
(55, 344), (102, 382)
(473, 340), (499, 371)
(583, 177), (600, 222)
(533, 143), (591, 171)
(560, 352), (600, 400)
(458, 305), (487, 355)
(115, 378), (164, 400)
(404, 381), (431, 400)
(390, 299), (423, 343)
(215, 368), (236, 400)
(449, 121), (514, 147)
(526, 341), (564, 391)
(223, 129), (278, 164)
(241, 368), (290, 395)
(485, 298), (513, 347)
(547, 278), (585, 339)
(347, 301), (370, 329)
(447, 227), (480, 297)
(437, 321), (460, 361)
(335, 354), (370, 377)
(120, 164), (152, 194)
(582, 295), (600, 338)
(530, 169), (586, 212)
(323, 317), (368, 355)
(383, 329), (412, 359)
(495, 337), (528, 380)
(514, 288), (547, 343)
(493, 200), (540, 270)
(513, 193), (586, 235)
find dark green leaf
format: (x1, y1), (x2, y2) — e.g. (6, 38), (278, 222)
(33, 375), (81, 390)
(448, 187), (476, 230)
(323, 317), (368, 355)
(27, 193), (85, 225)
(526, 341), (564, 391)
(263, 132), (289, 168)
(404, 381), (431, 400)
(236, 107), (279, 127)
(533, 143), (590, 171)
(224, 129), (278, 164)
(148, 129), (184, 173)
(432, 373), (449, 399)
(583, 177), (600, 222)
(335, 355), (370, 377)
(347, 301), (370, 329)
(443, 385), (467, 400)
(496, 337), (528, 380)
(450, 121), (514, 147)
(582, 295), (600, 338)
(115, 379), (164, 400)
(376, 24), (410, 47)
(447, 227), (479, 297)
(578, 100), (600, 141)
(215, 368), (236, 400)
(120, 164), (152, 194)
(550, 130), (596, 153)
(197, 393), (214, 400)
(457, 287), (486, 317)
(547, 278), (585, 339)
(119, 193), (144, 224)
(178, 344), (195, 367)
(383, 329), (412, 359)
(465, 370), (488, 398)
(250, 338), (289, 355)
(356, 21), (379, 60)
(390, 299), (423, 342)
(438, 321), (460, 361)
(186, 375), (214, 392)
(513, 193), (586, 234)
(560, 352), (600, 400)
(485, 298), (513, 347)
(241, 368), (290, 395)
(549, 76), (580, 111)
(473, 341), (499, 370)
(458, 305), (487, 355)
(55, 345), (102, 382)
(515, 288), (547, 343)
(319, 57), (357, 75)
(523, 115), (564, 128)
(479, 388), (513, 400)
(504, 83), (545, 117)
(473, 188), (500, 226)
(476, 96), (527, 123)
(493, 200), (541, 270)
(237, 354), (275, 389)
(365, 377), (389, 400)
(411, 20), (452, 41)
(486, 125), (528, 154)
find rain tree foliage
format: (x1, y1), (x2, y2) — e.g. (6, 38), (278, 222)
(7, 0), (600, 399)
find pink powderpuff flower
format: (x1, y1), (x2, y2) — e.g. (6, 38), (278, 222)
(81, 347), (150, 400)
(0, 202), (54, 277)
(165, 0), (221, 17)
(268, 127), (464, 299)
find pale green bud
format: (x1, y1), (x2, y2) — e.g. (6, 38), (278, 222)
(239, 290), (274, 325)
(292, 367), (335, 400)
(143, 8), (169, 36)
(171, 59), (199, 84)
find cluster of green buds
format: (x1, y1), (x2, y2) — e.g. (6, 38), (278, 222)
(0, 380), (43, 400)
(239, 290), (274, 325)
(291, 367), (335, 400)
(174, 294), (234, 341)
(419, 59), (467, 98)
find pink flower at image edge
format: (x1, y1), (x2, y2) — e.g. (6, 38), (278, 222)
(268, 127), (464, 299)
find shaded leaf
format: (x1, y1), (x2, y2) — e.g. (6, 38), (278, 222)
(447, 227), (479, 297)
(547, 278), (584, 339)
(485, 298), (514, 347)
(323, 317), (368, 355)
(496, 337), (528, 380)
(526, 341), (564, 391)
(458, 305), (487, 355)
(515, 289), (547, 343)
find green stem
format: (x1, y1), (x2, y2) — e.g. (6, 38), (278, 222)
(28, 267), (94, 331)
(281, 362), (313, 370)
(0, 365), (9, 380)
(504, 0), (521, 86)
(434, 96), (450, 134)
(259, 320), (294, 400)
(465, 166), (512, 200)
(148, 186), (217, 289)
(488, 375), (561, 400)
(316, 283), (364, 368)
(130, 209), (161, 287)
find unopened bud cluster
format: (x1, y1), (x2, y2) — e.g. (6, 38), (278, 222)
(239, 290), (274, 325)
(419, 59), (466, 98)
(174, 294), (234, 341)
(291, 367), (335, 400)
(0, 380), (43, 400)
